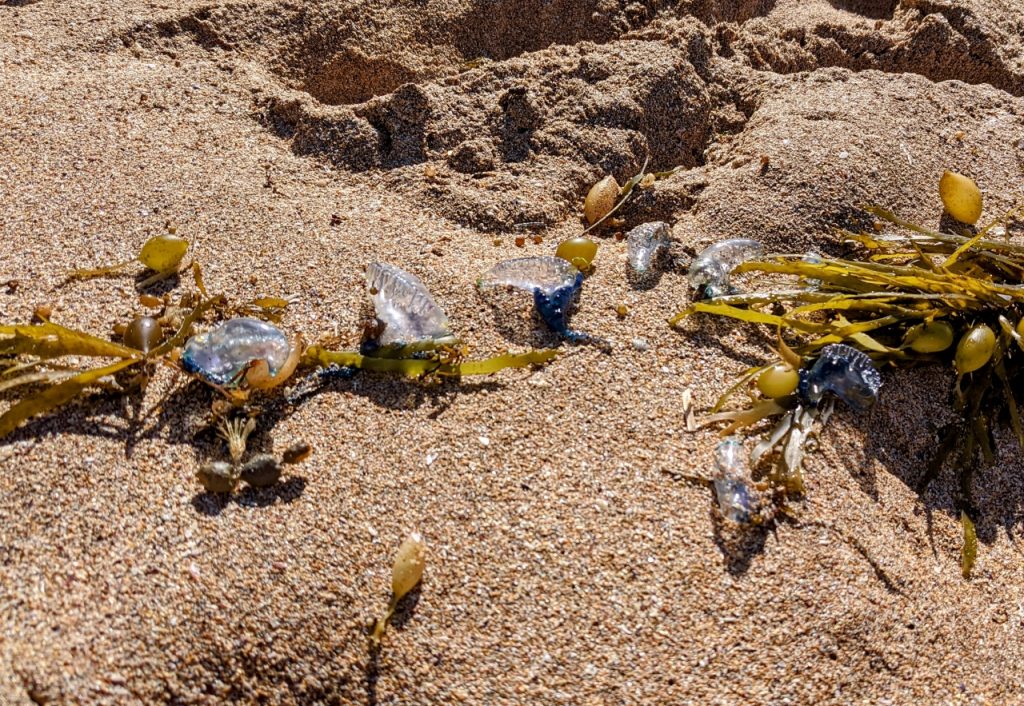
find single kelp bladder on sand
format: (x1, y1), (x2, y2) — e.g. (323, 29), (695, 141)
(370, 532), (426, 647)
(303, 262), (558, 380)
(69, 229), (191, 289)
(675, 172), (1024, 576)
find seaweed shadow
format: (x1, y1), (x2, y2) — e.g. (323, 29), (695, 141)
(673, 314), (776, 368)
(190, 476), (308, 516)
(363, 585), (422, 706)
(289, 365), (507, 415)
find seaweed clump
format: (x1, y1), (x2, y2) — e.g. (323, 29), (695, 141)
(304, 262), (559, 380)
(675, 184), (1023, 575)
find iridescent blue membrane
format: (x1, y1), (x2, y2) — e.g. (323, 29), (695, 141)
(532, 273), (585, 338)
(798, 343), (881, 411)
(182, 318), (291, 387)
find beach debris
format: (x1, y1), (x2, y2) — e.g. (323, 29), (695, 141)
(583, 175), (619, 225)
(798, 344), (881, 412)
(196, 461), (239, 493)
(69, 231), (190, 289)
(122, 316), (163, 353)
(0, 270), (235, 438)
(281, 442), (312, 465)
(31, 305), (52, 323)
(303, 345), (558, 379)
(197, 422), (310, 493)
(555, 236), (598, 271)
(712, 437), (756, 524)
(939, 169), (982, 224)
(182, 318), (298, 390)
(687, 238), (764, 299)
(217, 416), (257, 464)
(961, 511), (978, 579)
(626, 221), (672, 275)
(800, 252), (823, 289)
(364, 262), (457, 353)
(681, 387), (697, 432)
(478, 256), (581, 329)
(371, 532), (426, 646)
(301, 259), (560, 380)
(238, 454), (283, 488)
(0, 322), (145, 438)
(478, 255), (580, 297)
(138, 234), (189, 274)
(756, 362), (800, 399)
(581, 157), (651, 234)
(677, 188), (1024, 572)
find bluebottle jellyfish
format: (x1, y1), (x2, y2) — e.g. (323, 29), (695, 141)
(182, 318), (293, 388)
(712, 437), (756, 524)
(365, 262), (457, 354)
(688, 238), (764, 299)
(626, 222), (672, 275)
(478, 256), (599, 344)
(798, 344), (881, 412)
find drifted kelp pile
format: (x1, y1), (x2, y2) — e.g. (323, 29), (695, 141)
(2, 164), (1021, 579)
(0, 235), (565, 489)
(675, 174), (1023, 576)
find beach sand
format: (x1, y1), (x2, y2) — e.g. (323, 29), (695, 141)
(2, 0), (1024, 703)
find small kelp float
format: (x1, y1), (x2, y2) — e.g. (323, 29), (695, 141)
(302, 262), (559, 379)
(478, 256), (606, 347)
(182, 317), (301, 391)
(69, 231), (191, 289)
(626, 222), (673, 276)
(687, 238), (764, 299)
(555, 236), (599, 272)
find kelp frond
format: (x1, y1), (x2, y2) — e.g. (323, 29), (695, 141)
(303, 345), (558, 379)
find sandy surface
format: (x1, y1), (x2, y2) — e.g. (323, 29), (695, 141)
(2, 0), (1024, 703)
